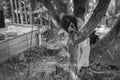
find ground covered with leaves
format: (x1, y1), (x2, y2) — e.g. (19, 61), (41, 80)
(0, 46), (120, 80)
(78, 62), (120, 80)
(0, 46), (72, 80)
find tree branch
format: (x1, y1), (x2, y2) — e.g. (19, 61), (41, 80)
(39, 0), (61, 26)
(74, 0), (111, 45)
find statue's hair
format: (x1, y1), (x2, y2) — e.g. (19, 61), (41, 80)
(61, 15), (78, 33)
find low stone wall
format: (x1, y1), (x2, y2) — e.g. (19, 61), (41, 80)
(0, 25), (39, 63)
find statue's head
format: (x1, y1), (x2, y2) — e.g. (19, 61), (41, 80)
(61, 15), (78, 35)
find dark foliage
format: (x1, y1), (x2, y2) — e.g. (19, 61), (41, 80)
(73, 0), (88, 21)
(0, 5), (5, 28)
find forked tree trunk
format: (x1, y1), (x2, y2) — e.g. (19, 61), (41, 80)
(68, 0), (111, 65)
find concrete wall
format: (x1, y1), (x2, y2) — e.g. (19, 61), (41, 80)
(0, 29), (38, 63)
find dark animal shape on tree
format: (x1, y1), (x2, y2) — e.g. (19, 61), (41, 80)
(61, 15), (78, 35)
(89, 30), (99, 46)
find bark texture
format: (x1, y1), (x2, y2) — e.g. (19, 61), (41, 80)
(90, 16), (120, 66)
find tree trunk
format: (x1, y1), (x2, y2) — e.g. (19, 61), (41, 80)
(67, 1), (111, 79)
